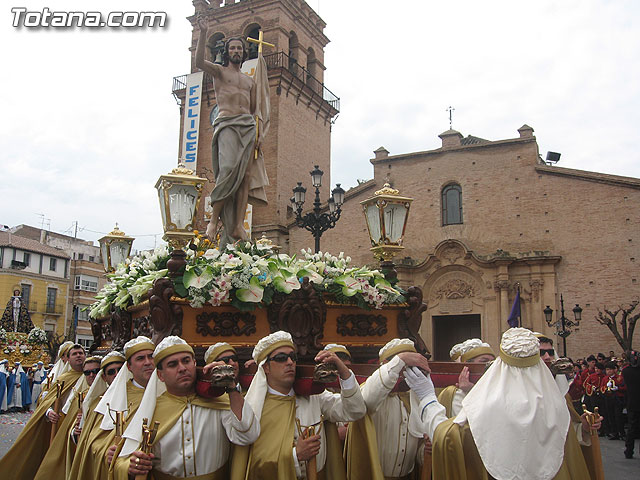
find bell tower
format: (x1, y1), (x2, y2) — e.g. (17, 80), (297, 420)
(173, 0), (339, 250)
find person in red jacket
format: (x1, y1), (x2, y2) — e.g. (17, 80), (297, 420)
(583, 362), (605, 424)
(601, 360), (626, 440)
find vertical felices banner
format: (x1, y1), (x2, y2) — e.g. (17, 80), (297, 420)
(181, 71), (204, 170)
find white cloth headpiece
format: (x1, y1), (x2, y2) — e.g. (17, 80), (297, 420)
(62, 374), (88, 415)
(456, 328), (569, 480)
(81, 372), (109, 427)
(449, 342), (465, 361)
(245, 331), (295, 421)
(96, 360), (134, 431)
(205, 342), (235, 364)
(100, 351), (125, 368)
(119, 369), (166, 457)
(252, 331), (294, 363)
(324, 343), (346, 351)
(120, 336), (193, 457)
(14, 363), (25, 376)
(124, 335), (155, 360)
(378, 338), (415, 361)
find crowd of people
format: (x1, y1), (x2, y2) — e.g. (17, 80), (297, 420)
(564, 348), (640, 458)
(0, 359), (50, 414)
(0, 330), (637, 479)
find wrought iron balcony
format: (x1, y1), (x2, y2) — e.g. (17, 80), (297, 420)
(172, 51), (339, 114)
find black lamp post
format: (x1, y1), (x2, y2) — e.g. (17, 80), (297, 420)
(291, 165), (345, 253)
(543, 294), (583, 357)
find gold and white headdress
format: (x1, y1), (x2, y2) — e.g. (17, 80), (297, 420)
(245, 331), (295, 420)
(379, 338), (415, 363)
(120, 336), (194, 458)
(458, 328), (569, 480)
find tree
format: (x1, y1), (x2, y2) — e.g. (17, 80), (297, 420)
(45, 331), (70, 362)
(595, 301), (639, 352)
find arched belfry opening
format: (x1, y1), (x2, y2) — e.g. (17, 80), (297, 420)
(288, 30), (299, 71)
(244, 23), (261, 59)
(306, 47), (316, 83)
(208, 32), (225, 64)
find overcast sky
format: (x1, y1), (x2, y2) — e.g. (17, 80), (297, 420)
(2, 0), (639, 252)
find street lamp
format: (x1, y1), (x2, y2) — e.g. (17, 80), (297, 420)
(155, 163), (206, 275)
(98, 225), (135, 273)
(291, 165), (345, 253)
(360, 182), (413, 283)
(544, 294), (582, 357)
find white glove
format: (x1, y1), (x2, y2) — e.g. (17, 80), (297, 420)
(404, 366), (435, 401)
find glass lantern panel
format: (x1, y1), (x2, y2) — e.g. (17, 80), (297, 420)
(157, 188), (167, 228)
(100, 242), (109, 270)
(365, 204), (381, 244)
(168, 184), (198, 229)
(383, 203), (407, 243)
(110, 240), (130, 269)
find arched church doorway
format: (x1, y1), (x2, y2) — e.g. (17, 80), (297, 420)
(432, 314), (481, 360)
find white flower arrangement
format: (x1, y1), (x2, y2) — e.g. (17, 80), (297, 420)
(89, 238), (406, 319)
(27, 327), (48, 345)
(0, 327), (6, 342)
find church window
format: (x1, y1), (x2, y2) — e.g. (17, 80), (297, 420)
(442, 183), (463, 225)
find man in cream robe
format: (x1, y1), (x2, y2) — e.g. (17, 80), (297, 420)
(437, 339), (495, 418)
(345, 338), (433, 480)
(231, 330), (366, 480)
(69, 336), (155, 480)
(413, 328), (599, 480)
(0, 343), (85, 479)
(33, 355), (104, 479)
(115, 336), (259, 479)
(31, 361), (46, 406)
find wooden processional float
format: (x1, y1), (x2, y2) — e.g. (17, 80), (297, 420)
(89, 276), (486, 389)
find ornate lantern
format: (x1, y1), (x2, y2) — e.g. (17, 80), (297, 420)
(99, 226), (134, 272)
(155, 164), (206, 248)
(360, 182), (413, 262)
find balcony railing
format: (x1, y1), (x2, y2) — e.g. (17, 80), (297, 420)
(172, 51), (340, 113)
(45, 303), (64, 315)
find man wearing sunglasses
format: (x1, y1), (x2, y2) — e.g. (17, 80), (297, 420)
(70, 336), (155, 480)
(0, 343), (85, 479)
(204, 342), (241, 391)
(34, 355), (103, 479)
(232, 330), (366, 479)
(116, 336), (259, 479)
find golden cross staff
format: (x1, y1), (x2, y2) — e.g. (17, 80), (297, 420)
(582, 404), (605, 480)
(134, 418), (160, 480)
(49, 381), (65, 445)
(107, 402), (133, 467)
(246, 31), (275, 160)
(295, 418), (324, 480)
(77, 390), (86, 410)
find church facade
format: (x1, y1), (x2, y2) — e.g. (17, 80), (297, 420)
(289, 126), (640, 359)
(180, 0), (639, 358)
